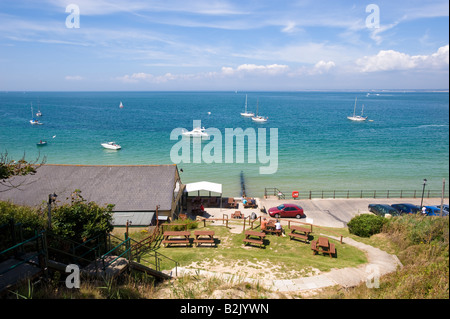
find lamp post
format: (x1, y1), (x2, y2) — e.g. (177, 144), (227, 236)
(47, 193), (57, 229)
(420, 179), (427, 208)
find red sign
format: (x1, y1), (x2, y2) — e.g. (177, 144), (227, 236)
(292, 191), (299, 198)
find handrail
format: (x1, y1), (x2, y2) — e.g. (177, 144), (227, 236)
(0, 231), (46, 276)
(100, 237), (131, 270)
(265, 188), (449, 199)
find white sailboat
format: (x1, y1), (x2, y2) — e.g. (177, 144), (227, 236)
(36, 101), (42, 117)
(251, 99), (268, 123)
(30, 104), (43, 125)
(347, 98), (367, 121)
(240, 94), (254, 117)
(119, 101), (124, 109)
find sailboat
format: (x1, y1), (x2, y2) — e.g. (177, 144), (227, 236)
(240, 94), (254, 117)
(251, 99), (268, 123)
(119, 101), (124, 109)
(36, 101), (42, 117)
(30, 104), (43, 125)
(347, 98), (367, 121)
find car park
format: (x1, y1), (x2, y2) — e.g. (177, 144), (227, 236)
(424, 205), (448, 216)
(436, 204), (449, 215)
(391, 203), (421, 215)
(268, 203), (305, 219)
(368, 204), (400, 217)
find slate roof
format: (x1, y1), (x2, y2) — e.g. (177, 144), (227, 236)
(0, 164), (179, 211)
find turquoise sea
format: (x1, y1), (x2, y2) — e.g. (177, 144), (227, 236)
(0, 91), (448, 197)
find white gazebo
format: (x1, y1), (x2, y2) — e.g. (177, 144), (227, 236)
(184, 181), (223, 209)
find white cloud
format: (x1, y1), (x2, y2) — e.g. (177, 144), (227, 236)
(356, 45), (449, 72)
(65, 75), (84, 80)
(312, 60), (336, 74)
(281, 21), (300, 33)
(223, 63), (289, 75)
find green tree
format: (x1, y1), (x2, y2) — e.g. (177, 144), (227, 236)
(1, 152), (45, 191)
(51, 190), (114, 243)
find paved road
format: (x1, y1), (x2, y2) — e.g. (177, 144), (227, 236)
(257, 197), (447, 228)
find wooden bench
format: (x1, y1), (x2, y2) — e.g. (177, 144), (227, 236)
(243, 230), (266, 248)
(311, 237), (336, 258)
(243, 198), (258, 209)
(162, 231), (191, 247)
(193, 230), (216, 247)
(231, 211), (243, 219)
(289, 226), (312, 243)
(227, 198), (238, 209)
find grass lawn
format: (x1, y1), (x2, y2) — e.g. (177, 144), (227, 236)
(137, 222), (367, 280)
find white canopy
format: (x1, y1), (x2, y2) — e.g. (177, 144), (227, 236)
(184, 181), (222, 194)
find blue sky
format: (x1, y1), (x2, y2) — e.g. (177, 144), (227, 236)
(0, 0), (448, 91)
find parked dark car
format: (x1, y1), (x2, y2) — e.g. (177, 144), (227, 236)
(391, 203), (421, 215)
(424, 205), (448, 216)
(436, 204), (449, 215)
(268, 203), (305, 219)
(368, 204), (400, 217)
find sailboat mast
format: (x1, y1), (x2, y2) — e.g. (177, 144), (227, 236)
(245, 94), (248, 113)
(353, 97), (357, 117)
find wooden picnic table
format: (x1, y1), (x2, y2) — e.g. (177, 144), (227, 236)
(193, 230), (216, 247)
(289, 225), (312, 243)
(243, 230), (266, 248)
(311, 237), (336, 258)
(227, 198), (238, 209)
(231, 211), (243, 219)
(243, 198), (258, 209)
(162, 231), (191, 247)
(264, 220), (281, 236)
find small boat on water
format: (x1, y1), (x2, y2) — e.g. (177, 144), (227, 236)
(251, 99), (268, 123)
(119, 101), (124, 109)
(240, 95), (254, 117)
(30, 104), (43, 125)
(347, 97), (367, 121)
(30, 119), (43, 125)
(182, 127), (209, 138)
(101, 142), (122, 150)
(37, 140), (47, 146)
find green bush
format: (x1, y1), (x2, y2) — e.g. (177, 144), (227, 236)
(51, 190), (114, 243)
(0, 201), (46, 235)
(347, 213), (386, 237)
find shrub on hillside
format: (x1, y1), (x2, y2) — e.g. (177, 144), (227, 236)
(347, 213), (386, 237)
(51, 190), (114, 243)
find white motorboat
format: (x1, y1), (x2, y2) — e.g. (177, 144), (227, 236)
(101, 142), (122, 150)
(347, 97), (367, 121)
(251, 99), (268, 123)
(240, 95), (254, 117)
(182, 127), (209, 138)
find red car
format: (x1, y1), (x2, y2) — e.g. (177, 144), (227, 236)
(268, 203), (305, 219)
